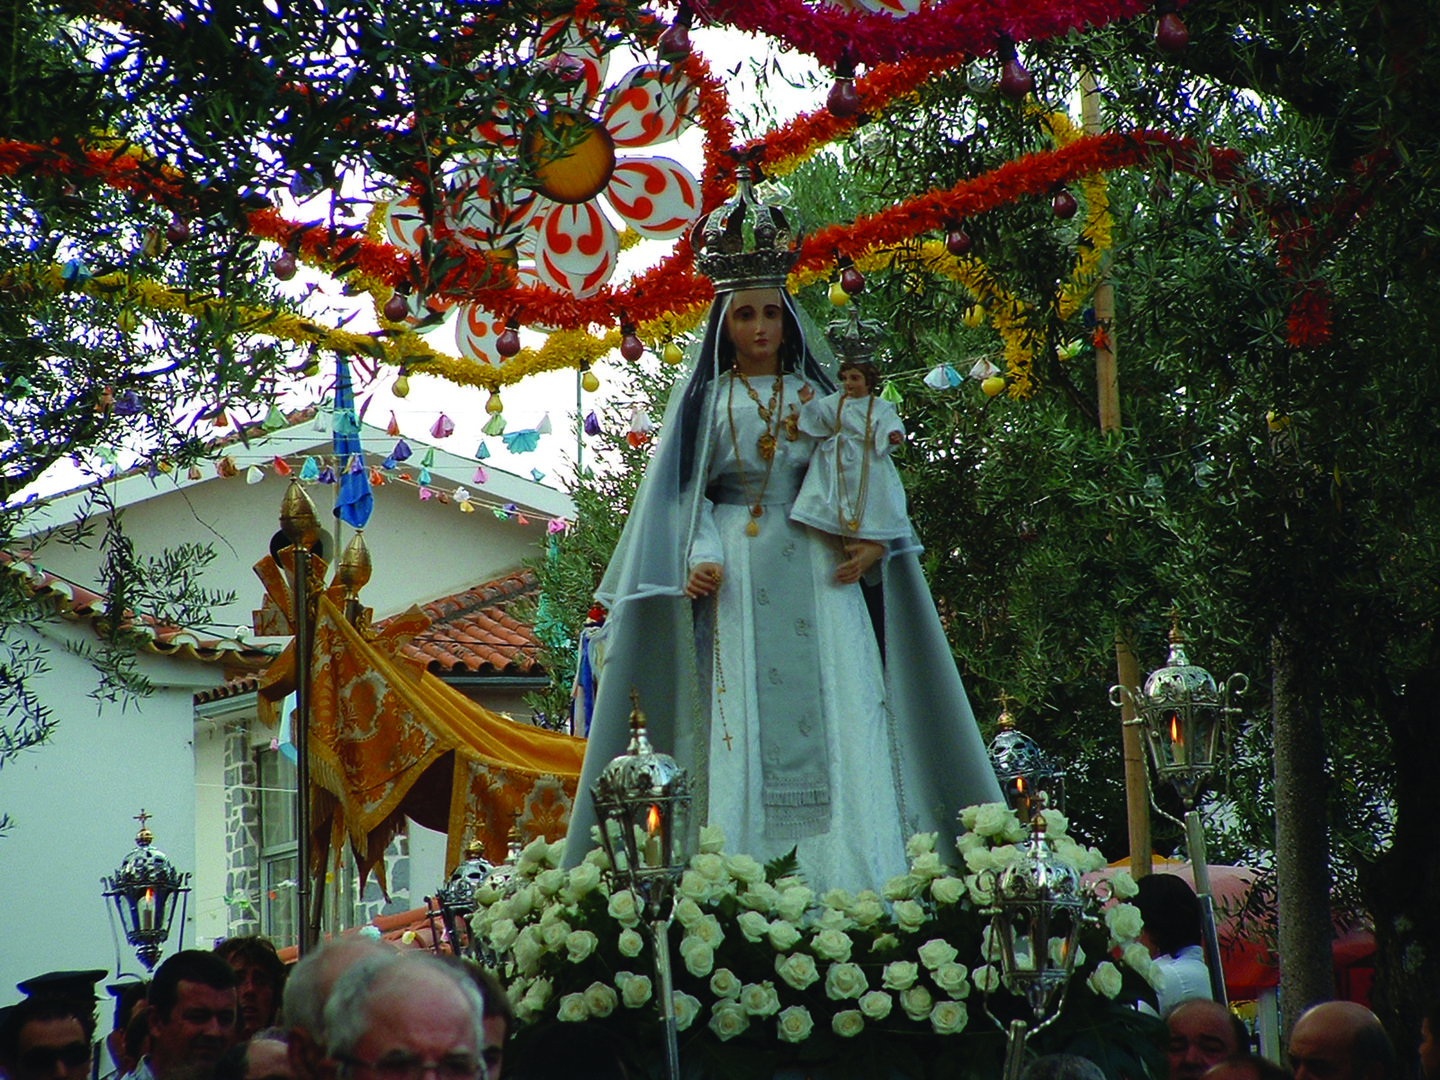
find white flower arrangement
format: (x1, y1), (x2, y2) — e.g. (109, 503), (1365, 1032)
(474, 804), (1159, 1080)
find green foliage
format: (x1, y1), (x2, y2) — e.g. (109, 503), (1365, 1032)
(519, 361), (685, 728)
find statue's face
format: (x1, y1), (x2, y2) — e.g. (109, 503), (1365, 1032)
(724, 289), (785, 371)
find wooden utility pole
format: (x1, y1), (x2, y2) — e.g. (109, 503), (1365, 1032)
(1082, 75), (1151, 877)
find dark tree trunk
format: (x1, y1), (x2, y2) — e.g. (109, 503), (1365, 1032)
(1272, 615), (1336, 1036)
(1360, 645), (1440, 1076)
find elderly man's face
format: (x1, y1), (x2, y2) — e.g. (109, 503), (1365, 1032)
(1168, 1002), (1240, 1080)
(9, 1016), (92, 1080)
(339, 975), (479, 1080)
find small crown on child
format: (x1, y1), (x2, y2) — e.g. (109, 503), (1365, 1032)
(826, 305), (883, 363)
(691, 167), (799, 293)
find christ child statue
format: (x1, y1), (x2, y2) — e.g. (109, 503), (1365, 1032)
(790, 358), (911, 544)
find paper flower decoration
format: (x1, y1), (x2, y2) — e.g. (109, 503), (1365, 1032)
(503, 428), (542, 453)
(431, 413), (455, 438)
(459, 19), (702, 302)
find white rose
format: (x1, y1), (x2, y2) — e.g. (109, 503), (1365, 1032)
(545, 840), (564, 867)
(475, 882), (501, 907)
(678, 870), (710, 901)
(930, 877), (965, 906)
(1122, 942), (1154, 979)
(617, 928), (645, 957)
(893, 899), (927, 933)
(726, 854), (765, 884)
(963, 846), (997, 875)
(1110, 870), (1140, 899)
(851, 892), (885, 927)
(817, 908), (855, 932)
(607, 889), (640, 928)
(929, 1000), (968, 1035)
(679, 937), (714, 977)
(540, 920), (571, 951)
(932, 962), (970, 997)
(674, 897), (703, 928)
(1106, 903), (1144, 944)
(775, 885), (814, 923)
(1087, 960), (1124, 999)
(556, 992), (589, 1022)
(691, 852), (726, 882)
(775, 952), (820, 990)
(709, 968), (742, 999)
(881, 961), (918, 991)
(539, 902), (568, 928)
(972, 803), (1014, 838)
(989, 845), (1021, 870)
(870, 933), (900, 953)
(615, 971), (653, 1009)
(821, 888), (855, 912)
(563, 862), (602, 902)
(737, 910), (770, 943)
(535, 867), (566, 896)
(900, 985), (934, 1021)
(956, 830), (985, 854)
(566, 930), (599, 963)
(505, 886), (535, 921)
(917, 939), (959, 970)
(768, 921), (802, 952)
(859, 990), (893, 1020)
(740, 881), (779, 913)
(517, 837), (549, 871)
(910, 852), (944, 880)
(708, 1001), (749, 1042)
(1039, 808), (1069, 836)
(583, 981), (618, 1018)
(811, 928), (854, 962)
(520, 978), (551, 1014)
(906, 832), (938, 858)
(739, 981), (780, 1017)
(582, 846), (611, 871)
(831, 1010), (865, 1038)
(972, 965), (1001, 993)
(698, 823), (726, 854)
(883, 874), (920, 901)
(690, 914), (725, 948)
(488, 918), (519, 952)
(958, 804), (982, 831)
(777, 1005), (814, 1044)
(824, 962), (868, 1000)
(672, 992), (702, 1031)
(965, 873), (994, 906)
(512, 929), (545, 976)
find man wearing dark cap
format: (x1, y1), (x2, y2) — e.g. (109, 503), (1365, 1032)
(14, 975), (107, 1008)
(0, 994), (96, 1080)
(134, 952), (238, 1080)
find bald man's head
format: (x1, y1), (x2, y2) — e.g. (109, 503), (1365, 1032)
(281, 939), (391, 1080)
(1168, 999), (1246, 1080)
(1288, 1001), (1395, 1080)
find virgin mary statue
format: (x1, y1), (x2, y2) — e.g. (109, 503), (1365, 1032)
(561, 182), (1000, 889)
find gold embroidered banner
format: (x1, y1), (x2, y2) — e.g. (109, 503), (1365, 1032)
(254, 555), (585, 887)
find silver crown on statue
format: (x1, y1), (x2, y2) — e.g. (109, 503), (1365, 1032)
(691, 168), (799, 293)
(826, 304), (884, 363)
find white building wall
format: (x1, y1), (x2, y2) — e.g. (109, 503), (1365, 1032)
(0, 622), (219, 992)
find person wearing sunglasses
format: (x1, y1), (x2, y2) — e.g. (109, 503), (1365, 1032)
(0, 994), (95, 1080)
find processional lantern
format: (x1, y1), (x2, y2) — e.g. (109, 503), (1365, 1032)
(435, 839), (494, 958)
(591, 691), (693, 922)
(591, 691), (692, 1080)
(1112, 614), (1247, 812)
(1110, 611), (1247, 1006)
(986, 694), (1066, 820)
(102, 811), (191, 971)
(980, 815), (1092, 1080)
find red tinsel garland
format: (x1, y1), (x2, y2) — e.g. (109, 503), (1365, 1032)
(679, 0), (1177, 69)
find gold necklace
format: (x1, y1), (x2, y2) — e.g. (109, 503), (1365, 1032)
(727, 370), (784, 537)
(834, 393), (875, 534)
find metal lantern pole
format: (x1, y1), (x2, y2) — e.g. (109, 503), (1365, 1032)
(1111, 615), (1247, 1006)
(979, 816), (1092, 1080)
(592, 692), (692, 1080)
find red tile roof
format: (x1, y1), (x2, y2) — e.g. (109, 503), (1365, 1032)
(394, 569), (544, 676)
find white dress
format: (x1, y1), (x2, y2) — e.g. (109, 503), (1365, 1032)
(790, 391), (911, 543)
(687, 373), (909, 890)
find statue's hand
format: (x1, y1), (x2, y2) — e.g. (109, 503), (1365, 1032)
(686, 562), (725, 598)
(835, 540), (884, 584)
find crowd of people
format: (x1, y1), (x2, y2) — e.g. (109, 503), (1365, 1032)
(0, 926), (1433, 1080)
